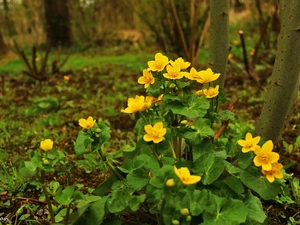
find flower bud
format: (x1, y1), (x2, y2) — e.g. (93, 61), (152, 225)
(186, 215), (191, 221)
(95, 134), (100, 138)
(166, 179), (175, 187)
(169, 83), (176, 89)
(191, 126), (196, 129)
(180, 120), (188, 125)
(172, 220), (180, 225)
(95, 128), (102, 133)
(180, 208), (189, 216)
(42, 158), (49, 165)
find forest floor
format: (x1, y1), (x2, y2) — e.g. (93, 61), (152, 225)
(0, 46), (299, 224)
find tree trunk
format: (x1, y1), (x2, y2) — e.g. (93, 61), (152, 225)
(43, 0), (71, 47)
(254, 0), (300, 143)
(208, 0), (230, 87)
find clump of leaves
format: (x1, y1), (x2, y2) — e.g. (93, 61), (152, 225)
(72, 53), (287, 224)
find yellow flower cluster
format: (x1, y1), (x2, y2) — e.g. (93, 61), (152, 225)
(126, 53), (221, 114)
(238, 133), (283, 183)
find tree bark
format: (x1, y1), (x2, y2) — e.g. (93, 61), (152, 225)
(43, 0), (71, 47)
(254, 0), (300, 143)
(208, 0), (230, 87)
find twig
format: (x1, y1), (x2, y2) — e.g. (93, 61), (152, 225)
(0, 195), (47, 204)
(239, 30), (251, 78)
(169, 0), (189, 60)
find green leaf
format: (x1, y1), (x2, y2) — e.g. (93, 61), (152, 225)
(127, 169), (150, 191)
(189, 189), (209, 215)
(238, 152), (254, 169)
(86, 196), (109, 225)
(97, 122), (111, 147)
(243, 191), (267, 223)
(24, 161), (37, 171)
(129, 194), (146, 211)
(194, 118), (215, 137)
(74, 130), (92, 155)
(93, 174), (118, 196)
(118, 158), (146, 173)
(188, 94), (211, 117)
(240, 171), (281, 200)
(224, 176), (245, 195)
(166, 102), (199, 118)
(108, 191), (129, 213)
(202, 194), (248, 225)
(224, 161), (243, 175)
(194, 154), (224, 185)
(217, 110), (235, 121)
(55, 186), (75, 205)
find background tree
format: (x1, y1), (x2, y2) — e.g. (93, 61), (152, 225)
(43, 0), (71, 47)
(254, 0), (300, 143)
(208, 0), (230, 87)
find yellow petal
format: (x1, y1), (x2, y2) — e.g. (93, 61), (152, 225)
(266, 174), (275, 183)
(262, 140), (274, 152)
(245, 133), (253, 141)
(237, 140), (246, 147)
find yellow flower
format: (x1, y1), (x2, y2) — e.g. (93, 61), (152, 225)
(63, 75), (70, 81)
(40, 139), (53, 152)
(121, 95), (151, 113)
(166, 178), (175, 187)
(148, 53), (169, 72)
(174, 166), (201, 185)
(184, 67), (201, 80)
(143, 122), (166, 143)
(196, 68), (220, 84)
(78, 116), (96, 129)
(195, 89), (204, 96)
(203, 85), (219, 98)
(163, 65), (185, 80)
(170, 57), (190, 70)
(237, 133), (261, 153)
(138, 69), (155, 88)
(253, 140), (280, 170)
(261, 163), (283, 183)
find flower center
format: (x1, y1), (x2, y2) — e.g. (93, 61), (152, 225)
(260, 154), (269, 162)
(151, 131), (159, 137)
(245, 142), (253, 148)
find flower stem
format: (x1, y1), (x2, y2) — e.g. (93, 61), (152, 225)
(169, 140), (177, 158)
(98, 147), (124, 180)
(151, 145), (163, 168)
(39, 170), (55, 223)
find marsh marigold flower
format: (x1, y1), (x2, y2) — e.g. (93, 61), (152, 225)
(253, 140), (280, 171)
(121, 95), (151, 113)
(203, 85), (219, 98)
(138, 69), (155, 88)
(261, 163), (283, 183)
(174, 166), (201, 185)
(163, 65), (185, 80)
(170, 57), (190, 70)
(148, 53), (169, 72)
(79, 116), (96, 129)
(40, 139), (53, 152)
(185, 67), (201, 80)
(237, 133), (261, 153)
(196, 68), (220, 84)
(143, 122), (166, 143)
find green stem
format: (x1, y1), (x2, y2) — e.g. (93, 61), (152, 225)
(169, 140), (177, 159)
(64, 205), (71, 225)
(151, 145), (163, 167)
(98, 147), (124, 180)
(39, 170), (55, 223)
